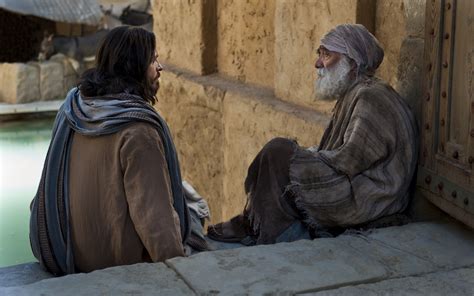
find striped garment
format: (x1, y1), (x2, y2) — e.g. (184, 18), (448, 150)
(288, 77), (418, 229)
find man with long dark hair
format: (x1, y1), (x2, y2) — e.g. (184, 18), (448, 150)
(29, 26), (194, 275)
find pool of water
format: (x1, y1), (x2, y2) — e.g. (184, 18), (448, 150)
(0, 118), (54, 267)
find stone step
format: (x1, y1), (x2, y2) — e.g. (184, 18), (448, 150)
(1, 263), (193, 296)
(1, 221), (473, 295)
(0, 263), (52, 288)
(303, 267), (474, 296)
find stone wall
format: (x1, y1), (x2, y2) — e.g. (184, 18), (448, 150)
(153, 0), (427, 223)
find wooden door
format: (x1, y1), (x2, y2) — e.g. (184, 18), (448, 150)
(419, 0), (474, 228)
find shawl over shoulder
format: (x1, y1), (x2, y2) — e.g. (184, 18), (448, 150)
(29, 88), (191, 275)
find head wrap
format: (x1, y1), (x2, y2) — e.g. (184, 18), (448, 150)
(320, 24), (384, 76)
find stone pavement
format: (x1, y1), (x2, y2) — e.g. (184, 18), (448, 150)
(1, 221), (473, 295)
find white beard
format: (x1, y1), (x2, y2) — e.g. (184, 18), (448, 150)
(314, 56), (353, 101)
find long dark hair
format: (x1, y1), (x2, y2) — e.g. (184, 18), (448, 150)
(79, 26), (157, 104)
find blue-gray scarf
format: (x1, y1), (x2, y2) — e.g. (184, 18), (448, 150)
(29, 88), (190, 275)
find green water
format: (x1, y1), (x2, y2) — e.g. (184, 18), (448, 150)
(0, 118), (54, 267)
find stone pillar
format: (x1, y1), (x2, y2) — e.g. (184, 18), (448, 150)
(153, 0), (217, 75)
(217, 0), (276, 88)
(156, 68), (226, 222)
(375, 0), (426, 118)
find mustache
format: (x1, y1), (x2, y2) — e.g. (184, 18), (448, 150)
(317, 68), (327, 77)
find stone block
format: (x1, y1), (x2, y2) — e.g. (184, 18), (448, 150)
(41, 61), (65, 101)
(0, 263), (194, 296)
(49, 54), (80, 94)
(306, 267), (474, 296)
(167, 238), (387, 295)
(217, 0), (275, 88)
(49, 54), (77, 77)
(367, 222), (474, 269)
(336, 235), (437, 278)
(156, 67), (226, 223)
(0, 63), (40, 104)
(0, 262), (52, 288)
(274, 0), (359, 110)
(153, 0), (217, 75)
(31, 61), (65, 101)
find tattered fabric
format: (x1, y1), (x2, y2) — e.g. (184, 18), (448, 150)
(287, 77), (418, 230)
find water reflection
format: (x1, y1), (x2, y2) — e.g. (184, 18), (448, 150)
(0, 118), (54, 267)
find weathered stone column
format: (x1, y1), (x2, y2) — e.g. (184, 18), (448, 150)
(153, 0), (225, 221)
(153, 0), (217, 75)
(375, 0), (426, 118)
(216, 0), (276, 89)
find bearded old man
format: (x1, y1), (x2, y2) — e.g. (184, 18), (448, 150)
(207, 24), (418, 245)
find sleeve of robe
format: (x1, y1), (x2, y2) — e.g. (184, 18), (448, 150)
(120, 123), (185, 261)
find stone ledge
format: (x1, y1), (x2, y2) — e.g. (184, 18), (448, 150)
(0, 263), (194, 296)
(167, 238), (388, 295)
(304, 267), (474, 296)
(162, 63), (332, 122)
(0, 263), (52, 288)
(366, 221), (474, 269)
(1, 221), (473, 295)
(334, 235), (437, 278)
(164, 222), (474, 295)
(0, 100), (62, 115)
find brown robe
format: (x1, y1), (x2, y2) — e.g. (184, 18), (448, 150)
(68, 122), (185, 272)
